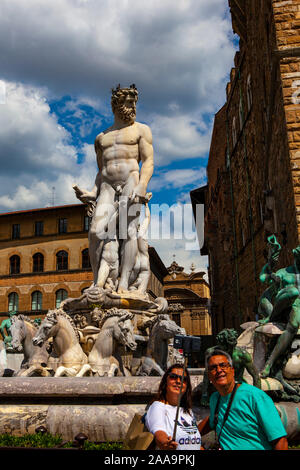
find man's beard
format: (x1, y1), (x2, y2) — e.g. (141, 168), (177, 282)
(116, 103), (136, 123)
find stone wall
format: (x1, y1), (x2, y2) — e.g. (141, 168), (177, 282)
(0, 376), (299, 442)
(202, 0), (300, 334)
(0, 376), (204, 442)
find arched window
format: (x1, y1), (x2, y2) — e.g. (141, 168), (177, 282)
(56, 289), (68, 308)
(31, 291), (42, 311)
(33, 253), (44, 273)
(10, 255), (20, 274)
(56, 250), (68, 271)
(8, 292), (19, 312)
(82, 249), (91, 269)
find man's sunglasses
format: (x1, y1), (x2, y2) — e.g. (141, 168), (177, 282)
(208, 362), (231, 373)
(168, 372), (187, 383)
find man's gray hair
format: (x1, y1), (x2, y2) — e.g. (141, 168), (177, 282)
(205, 349), (233, 370)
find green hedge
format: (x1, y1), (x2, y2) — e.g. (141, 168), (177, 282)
(0, 433), (123, 450)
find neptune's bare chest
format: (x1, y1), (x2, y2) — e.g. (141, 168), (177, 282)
(101, 127), (139, 150)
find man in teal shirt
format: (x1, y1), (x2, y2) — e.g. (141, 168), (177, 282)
(198, 350), (287, 450)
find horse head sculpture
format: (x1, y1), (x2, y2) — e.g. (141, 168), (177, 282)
(10, 315), (26, 352)
(10, 314), (50, 377)
(32, 309), (88, 377)
(32, 310), (58, 347)
(110, 311), (137, 351)
(136, 313), (185, 376)
(148, 313), (185, 344)
(79, 308), (137, 377)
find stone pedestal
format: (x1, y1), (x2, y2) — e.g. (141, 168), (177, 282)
(0, 376), (205, 442)
(0, 375), (298, 442)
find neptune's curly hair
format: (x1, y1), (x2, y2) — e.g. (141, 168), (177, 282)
(111, 84), (138, 113)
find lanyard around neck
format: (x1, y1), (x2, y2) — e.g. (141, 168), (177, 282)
(214, 383), (239, 443)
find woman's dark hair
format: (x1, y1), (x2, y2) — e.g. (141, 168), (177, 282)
(153, 363), (193, 414)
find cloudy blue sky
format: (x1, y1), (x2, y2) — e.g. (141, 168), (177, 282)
(0, 0), (238, 274)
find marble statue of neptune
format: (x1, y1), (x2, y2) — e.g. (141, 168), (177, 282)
(73, 85), (154, 300)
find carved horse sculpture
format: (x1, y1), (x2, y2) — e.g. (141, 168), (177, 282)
(32, 309), (89, 377)
(78, 308), (137, 377)
(137, 313), (185, 376)
(10, 314), (51, 377)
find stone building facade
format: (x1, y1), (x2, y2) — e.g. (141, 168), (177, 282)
(0, 203), (167, 331)
(164, 260), (211, 336)
(193, 0), (300, 334)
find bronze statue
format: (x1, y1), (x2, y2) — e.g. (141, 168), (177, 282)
(0, 311), (17, 351)
(200, 328), (261, 406)
(257, 236), (300, 378)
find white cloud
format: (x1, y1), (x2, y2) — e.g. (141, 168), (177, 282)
(0, 79), (210, 210)
(145, 196), (208, 275)
(149, 168), (207, 192)
(0, 0), (235, 274)
(0, 0), (236, 208)
(0, 80), (98, 211)
(150, 114), (212, 166)
(0, 81), (77, 175)
(0, 0), (235, 116)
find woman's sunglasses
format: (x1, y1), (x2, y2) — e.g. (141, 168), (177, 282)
(168, 372), (187, 383)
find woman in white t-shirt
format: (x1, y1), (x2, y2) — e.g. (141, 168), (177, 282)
(145, 363), (202, 450)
